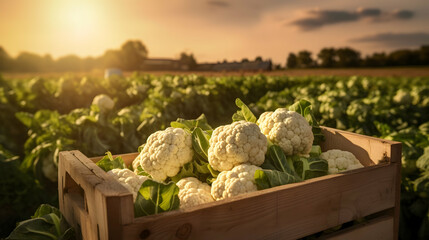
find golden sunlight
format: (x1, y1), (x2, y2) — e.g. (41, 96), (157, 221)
(50, 1), (103, 41)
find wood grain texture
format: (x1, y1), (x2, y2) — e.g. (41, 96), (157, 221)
(324, 214), (394, 240)
(120, 163), (397, 240)
(59, 151), (134, 240)
(320, 127), (401, 165)
(59, 127), (402, 240)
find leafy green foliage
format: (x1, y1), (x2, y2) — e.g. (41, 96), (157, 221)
(417, 147), (429, 172)
(293, 155), (329, 180)
(0, 146), (52, 238)
(96, 151), (126, 172)
(192, 127), (210, 161)
(6, 204), (74, 240)
(169, 126), (219, 184)
(256, 145), (302, 190)
(279, 144), (329, 181)
(170, 114), (213, 133)
(232, 98), (257, 123)
(255, 169), (300, 190)
(310, 145), (322, 157)
(134, 180), (180, 217)
(135, 165), (150, 177)
(2, 74), (429, 237)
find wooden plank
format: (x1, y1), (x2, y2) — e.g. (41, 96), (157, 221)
(121, 163), (397, 240)
(60, 151), (101, 240)
(320, 127), (401, 165)
(59, 151), (134, 240)
(392, 145), (402, 240)
(324, 215), (394, 240)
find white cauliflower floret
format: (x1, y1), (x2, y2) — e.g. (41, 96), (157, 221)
(257, 109), (313, 156)
(176, 177), (214, 209)
(393, 89), (412, 105)
(92, 94), (114, 111)
(107, 168), (148, 201)
(208, 121), (267, 172)
(134, 127), (193, 181)
(211, 164), (261, 201)
(320, 149), (364, 174)
(42, 153), (57, 182)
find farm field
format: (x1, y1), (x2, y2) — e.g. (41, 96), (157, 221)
(2, 66), (429, 79)
(1, 73), (429, 239)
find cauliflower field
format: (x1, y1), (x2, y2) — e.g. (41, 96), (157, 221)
(1, 74), (429, 239)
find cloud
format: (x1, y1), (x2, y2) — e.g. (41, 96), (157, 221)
(392, 10), (414, 19)
(357, 8), (381, 17)
(207, 1), (230, 8)
(290, 8), (414, 31)
(291, 10), (359, 30)
(349, 32), (429, 48)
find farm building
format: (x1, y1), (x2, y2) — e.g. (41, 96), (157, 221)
(141, 58), (188, 71)
(198, 60), (272, 71)
(140, 58), (272, 71)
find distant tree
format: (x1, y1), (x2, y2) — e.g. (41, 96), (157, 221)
(317, 48), (336, 68)
(266, 59), (273, 70)
(297, 50), (313, 68)
(255, 56), (263, 62)
(120, 40), (148, 70)
(286, 53), (297, 68)
(179, 52), (197, 70)
(55, 55), (83, 72)
(363, 52), (387, 67)
(82, 56), (98, 71)
(241, 58), (249, 63)
(335, 48), (361, 67)
(42, 54), (55, 70)
(387, 50), (419, 66)
(14, 52), (47, 72)
(0, 46), (12, 71)
(102, 49), (123, 69)
(420, 45), (429, 65)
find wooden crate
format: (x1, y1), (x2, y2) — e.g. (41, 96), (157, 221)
(58, 127), (402, 240)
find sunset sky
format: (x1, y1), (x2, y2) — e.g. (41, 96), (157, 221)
(1, 0), (429, 64)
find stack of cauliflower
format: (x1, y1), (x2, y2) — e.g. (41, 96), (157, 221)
(110, 105), (364, 210)
(128, 107), (321, 209)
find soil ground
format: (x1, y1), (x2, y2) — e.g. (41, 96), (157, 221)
(2, 67), (429, 79)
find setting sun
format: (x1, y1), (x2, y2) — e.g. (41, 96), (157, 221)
(58, 1), (100, 39)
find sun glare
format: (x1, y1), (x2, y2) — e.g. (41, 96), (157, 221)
(53, 1), (101, 41)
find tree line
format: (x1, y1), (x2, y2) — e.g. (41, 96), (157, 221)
(286, 46), (429, 69)
(1, 40), (428, 72)
(0, 40), (151, 72)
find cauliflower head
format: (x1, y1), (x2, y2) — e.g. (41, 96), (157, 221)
(135, 127), (193, 181)
(257, 109), (313, 156)
(176, 177), (214, 209)
(208, 121), (267, 172)
(92, 94), (114, 111)
(42, 153), (57, 182)
(320, 149), (364, 174)
(211, 164), (261, 201)
(107, 168), (148, 201)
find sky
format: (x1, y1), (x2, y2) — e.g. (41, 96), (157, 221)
(1, 0), (429, 64)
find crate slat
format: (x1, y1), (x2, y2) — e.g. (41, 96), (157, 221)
(324, 214), (394, 240)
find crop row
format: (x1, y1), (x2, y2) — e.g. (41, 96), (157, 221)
(0, 74), (428, 239)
